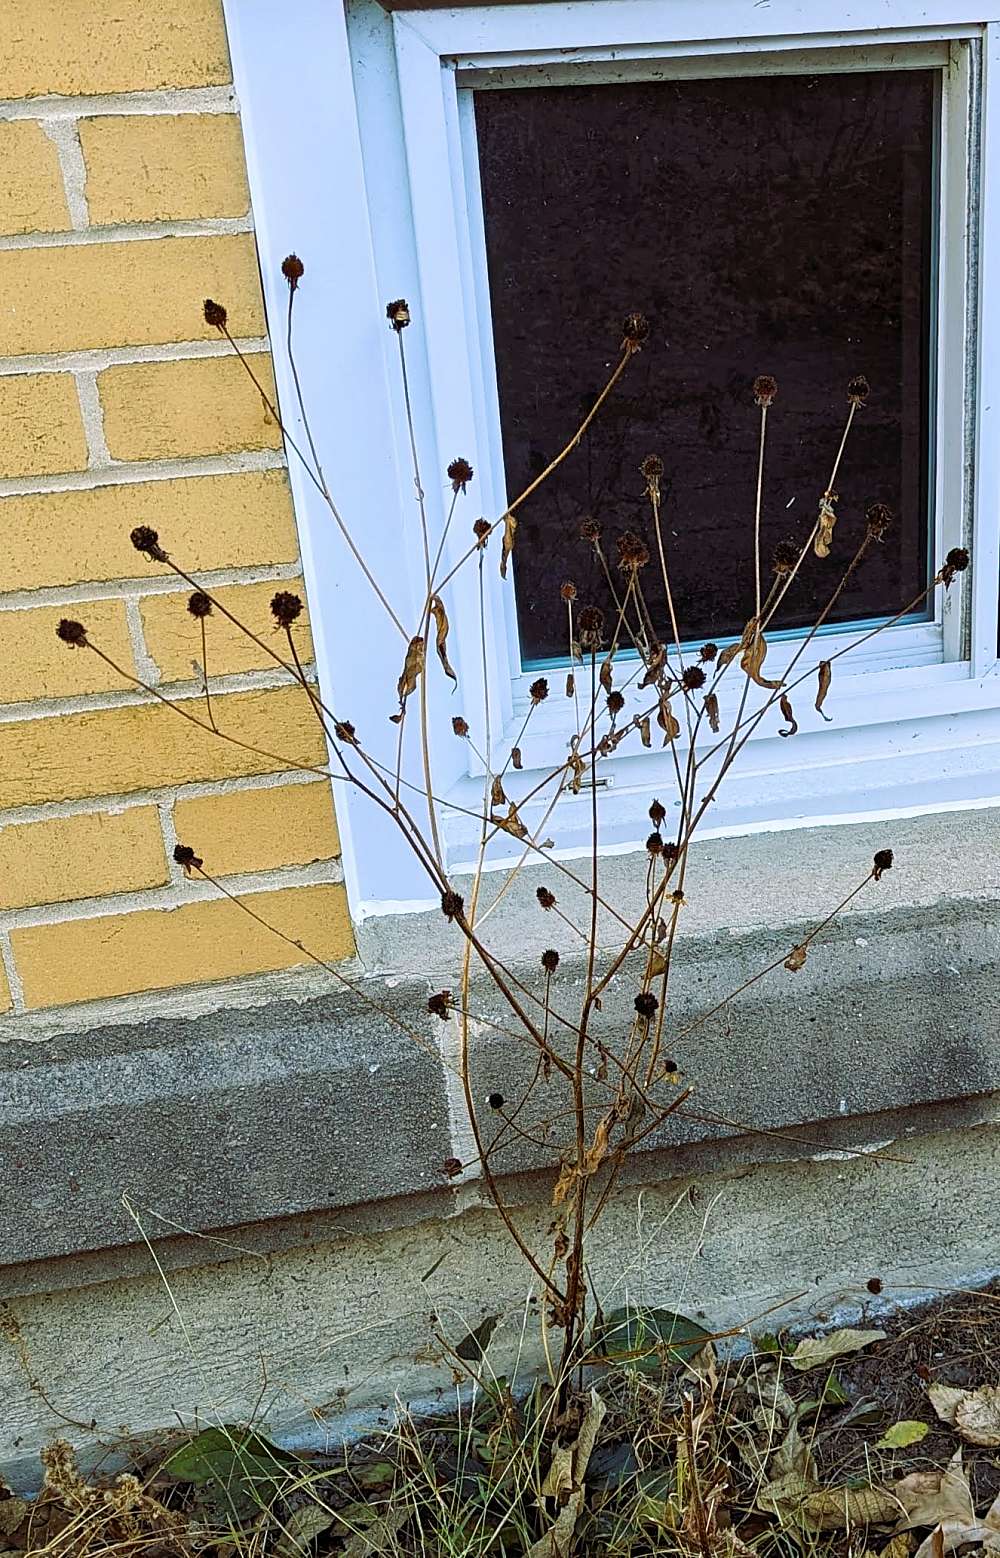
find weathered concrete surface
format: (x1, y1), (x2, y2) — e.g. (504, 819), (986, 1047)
(0, 986), (451, 1265)
(2, 1112), (999, 1493)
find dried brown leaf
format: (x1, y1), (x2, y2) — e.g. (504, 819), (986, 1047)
(815, 492), (839, 559)
(740, 620), (783, 689)
(784, 943), (808, 972)
(500, 511), (517, 578)
(490, 774), (507, 808)
(704, 691), (720, 733)
(429, 595), (456, 683)
(928, 1384), (967, 1427)
(955, 1385), (1000, 1446)
(396, 633), (425, 704)
(638, 715), (652, 748)
(565, 672), (575, 698)
(511, 746), (523, 770)
(657, 693), (680, 743)
(778, 694), (798, 737)
(599, 656), (614, 694)
(816, 659), (833, 721)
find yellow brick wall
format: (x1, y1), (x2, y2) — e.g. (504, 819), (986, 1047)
(0, 0), (353, 1022)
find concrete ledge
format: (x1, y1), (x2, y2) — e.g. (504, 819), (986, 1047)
(2, 810), (997, 1275)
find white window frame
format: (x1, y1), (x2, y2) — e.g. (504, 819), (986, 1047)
(224, 0), (1000, 915)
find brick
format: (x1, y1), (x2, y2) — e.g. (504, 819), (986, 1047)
(0, 470), (298, 592)
(0, 235), (263, 358)
(80, 114), (249, 226)
(0, 685), (326, 810)
(173, 781), (339, 876)
(99, 355), (281, 462)
(141, 578), (312, 681)
(0, 808), (168, 911)
(0, 122), (69, 236)
(0, 0), (230, 99)
(12, 883), (353, 1009)
(0, 374), (87, 479)
(0, 599), (136, 703)
(0, 691), (323, 816)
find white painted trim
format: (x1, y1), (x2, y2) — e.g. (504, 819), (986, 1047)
(225, 0), (1000, 913)
(404, 3), (999, 57)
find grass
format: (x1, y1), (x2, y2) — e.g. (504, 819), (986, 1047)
(4, 1283), (999, 1558)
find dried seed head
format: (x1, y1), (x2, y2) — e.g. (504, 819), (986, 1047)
(173, 843), (204, 874)
(700, 643), (718, 663)
(271, 590), (303, 627)
(634, 991), (658, 1018)
(187, 591), (212, 619)
(671, 887), (685, 904)
(772, 539), (799, 575)
(529, 677), (549, 704)
(753, 374), (778, 408)
(847, 374), (871, 406)
(662, 840), (679, 866)
(452, 715), (469, 737)
(56, 618), (89, 648)
(203, 298), (227, 329)
(473, 517), (491, 546)
(488, 1092), (505, 1110)
(281, 253), (305, 290)
(441, 889), (464, 922)
(447, 457), (474, 494)
(579, 517), (601, 544)
(130, 525), (168, 562)
(607, 690), (625, 716)
(663, 1057), (679, 1075)
(386, 298), (410, 331)
(616, 530), (650, 571)
(867, 1277), (883, 1295)
(681, 665), (706, 691)
(641, 452), (663, 497)
(442, 1157), (463, 1179)
(334, 719), (357, 743)
(646, 831), (663, 856)
(560, 580), (577, 601)
(541, 948), (559, 973)
(941, 546), (970, 585)
(577, 604), (604, 650)
(536, 887), (556, 911)
(648, 798), (666, 826)
(865, 502), (893, 541)
(873, 848), (894, 881)
(621, 311), (650, 352)
(427, 990), (452, 1021)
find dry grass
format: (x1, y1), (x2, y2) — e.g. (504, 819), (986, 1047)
(5, 1284), (999, 1558)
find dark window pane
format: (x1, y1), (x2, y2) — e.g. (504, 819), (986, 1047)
(474, 70), (936, 665)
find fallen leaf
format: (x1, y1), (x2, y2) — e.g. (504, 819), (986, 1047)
(877, 1422), (931, 1451)
(955, 1385), (1000, 1446)
(275, 1503), (336, 1558)
(928, 1384), (966, 1427)
(0, 1500), (30, 1539)
(526, 1489), (583, 1557)
(802, 1486), (900, 1531)
(533, 1391), (606, 1555)
(789, 1328), (886, 1372)
(895, 1450), (974, 1530)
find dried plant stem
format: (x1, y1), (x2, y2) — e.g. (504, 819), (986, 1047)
(754, 403), (768, 621)
(221, 323), (408, 640)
